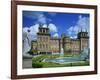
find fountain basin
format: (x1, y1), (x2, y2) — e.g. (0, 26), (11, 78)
(45, 56), (87, 64)
(44, 48), (89, 65)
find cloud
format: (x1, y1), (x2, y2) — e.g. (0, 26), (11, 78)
(23, 11), (43, 19)
(77, 15), (89, 32)
(48, 23), (58, 32)
(67, 15), (89, 38)
(23, 11), (52, 25)
(23, 23), (58, 40)
(48, 12), (57, 17)
(37, 14), (47, 24)
(53, 33), (59, 37)
(70, 36), (77, 39)
(67, 25), (79, 36)
(23, 11), (47, 24)
(23, 11), (59, 39)
(23, 24), (39, 40)
(42, 24), (48, 28)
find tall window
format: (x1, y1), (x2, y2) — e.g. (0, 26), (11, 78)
(40, 44), (41, 49)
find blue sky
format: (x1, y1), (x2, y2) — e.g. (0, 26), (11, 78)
(23, 11), (90, 40)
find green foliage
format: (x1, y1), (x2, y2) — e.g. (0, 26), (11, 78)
(32, 55), (46, 68)
(71, 61), (89, 66)
(32, 49), (38, 54)
(32, 56), (44, 62)
(32, 62), (43, 68)
(27, 49), (38, 55)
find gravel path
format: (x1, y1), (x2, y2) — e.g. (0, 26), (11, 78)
(23, 58), (32, 68)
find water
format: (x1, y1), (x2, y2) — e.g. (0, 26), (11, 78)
(60, 48), (64, 57)
(46, 57), (81, 64)
(58, 48), (64, 62)
(45, 47), (89, 64)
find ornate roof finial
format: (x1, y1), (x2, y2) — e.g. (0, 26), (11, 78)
(81, 27), (82, 32)
(86, 28), (88, 32)
(39, 23), (43, 28)
(47, 23), (49, 28)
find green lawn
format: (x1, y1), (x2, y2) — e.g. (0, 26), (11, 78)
(32, 54), (89, 68)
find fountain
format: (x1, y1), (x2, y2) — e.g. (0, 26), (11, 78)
(45, 47), (89, 64)
(60, 48), (64, 57)
(57, 47), (64, 63)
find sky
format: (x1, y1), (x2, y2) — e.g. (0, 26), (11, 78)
(22, 11), (90, 40)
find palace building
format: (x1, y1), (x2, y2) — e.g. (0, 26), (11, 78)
(31, 24), (89, 54)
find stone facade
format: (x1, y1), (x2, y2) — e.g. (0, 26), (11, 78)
(31, 25), (89, 54)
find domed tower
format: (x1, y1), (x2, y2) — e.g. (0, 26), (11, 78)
(37, 24), (51, 54)
(78, 28), (89, 51)
(38, 24), (50, 34)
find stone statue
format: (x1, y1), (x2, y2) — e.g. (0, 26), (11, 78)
(23, 29), (32, 58)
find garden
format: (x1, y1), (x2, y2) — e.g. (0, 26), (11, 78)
(32, 54), (89, 68)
